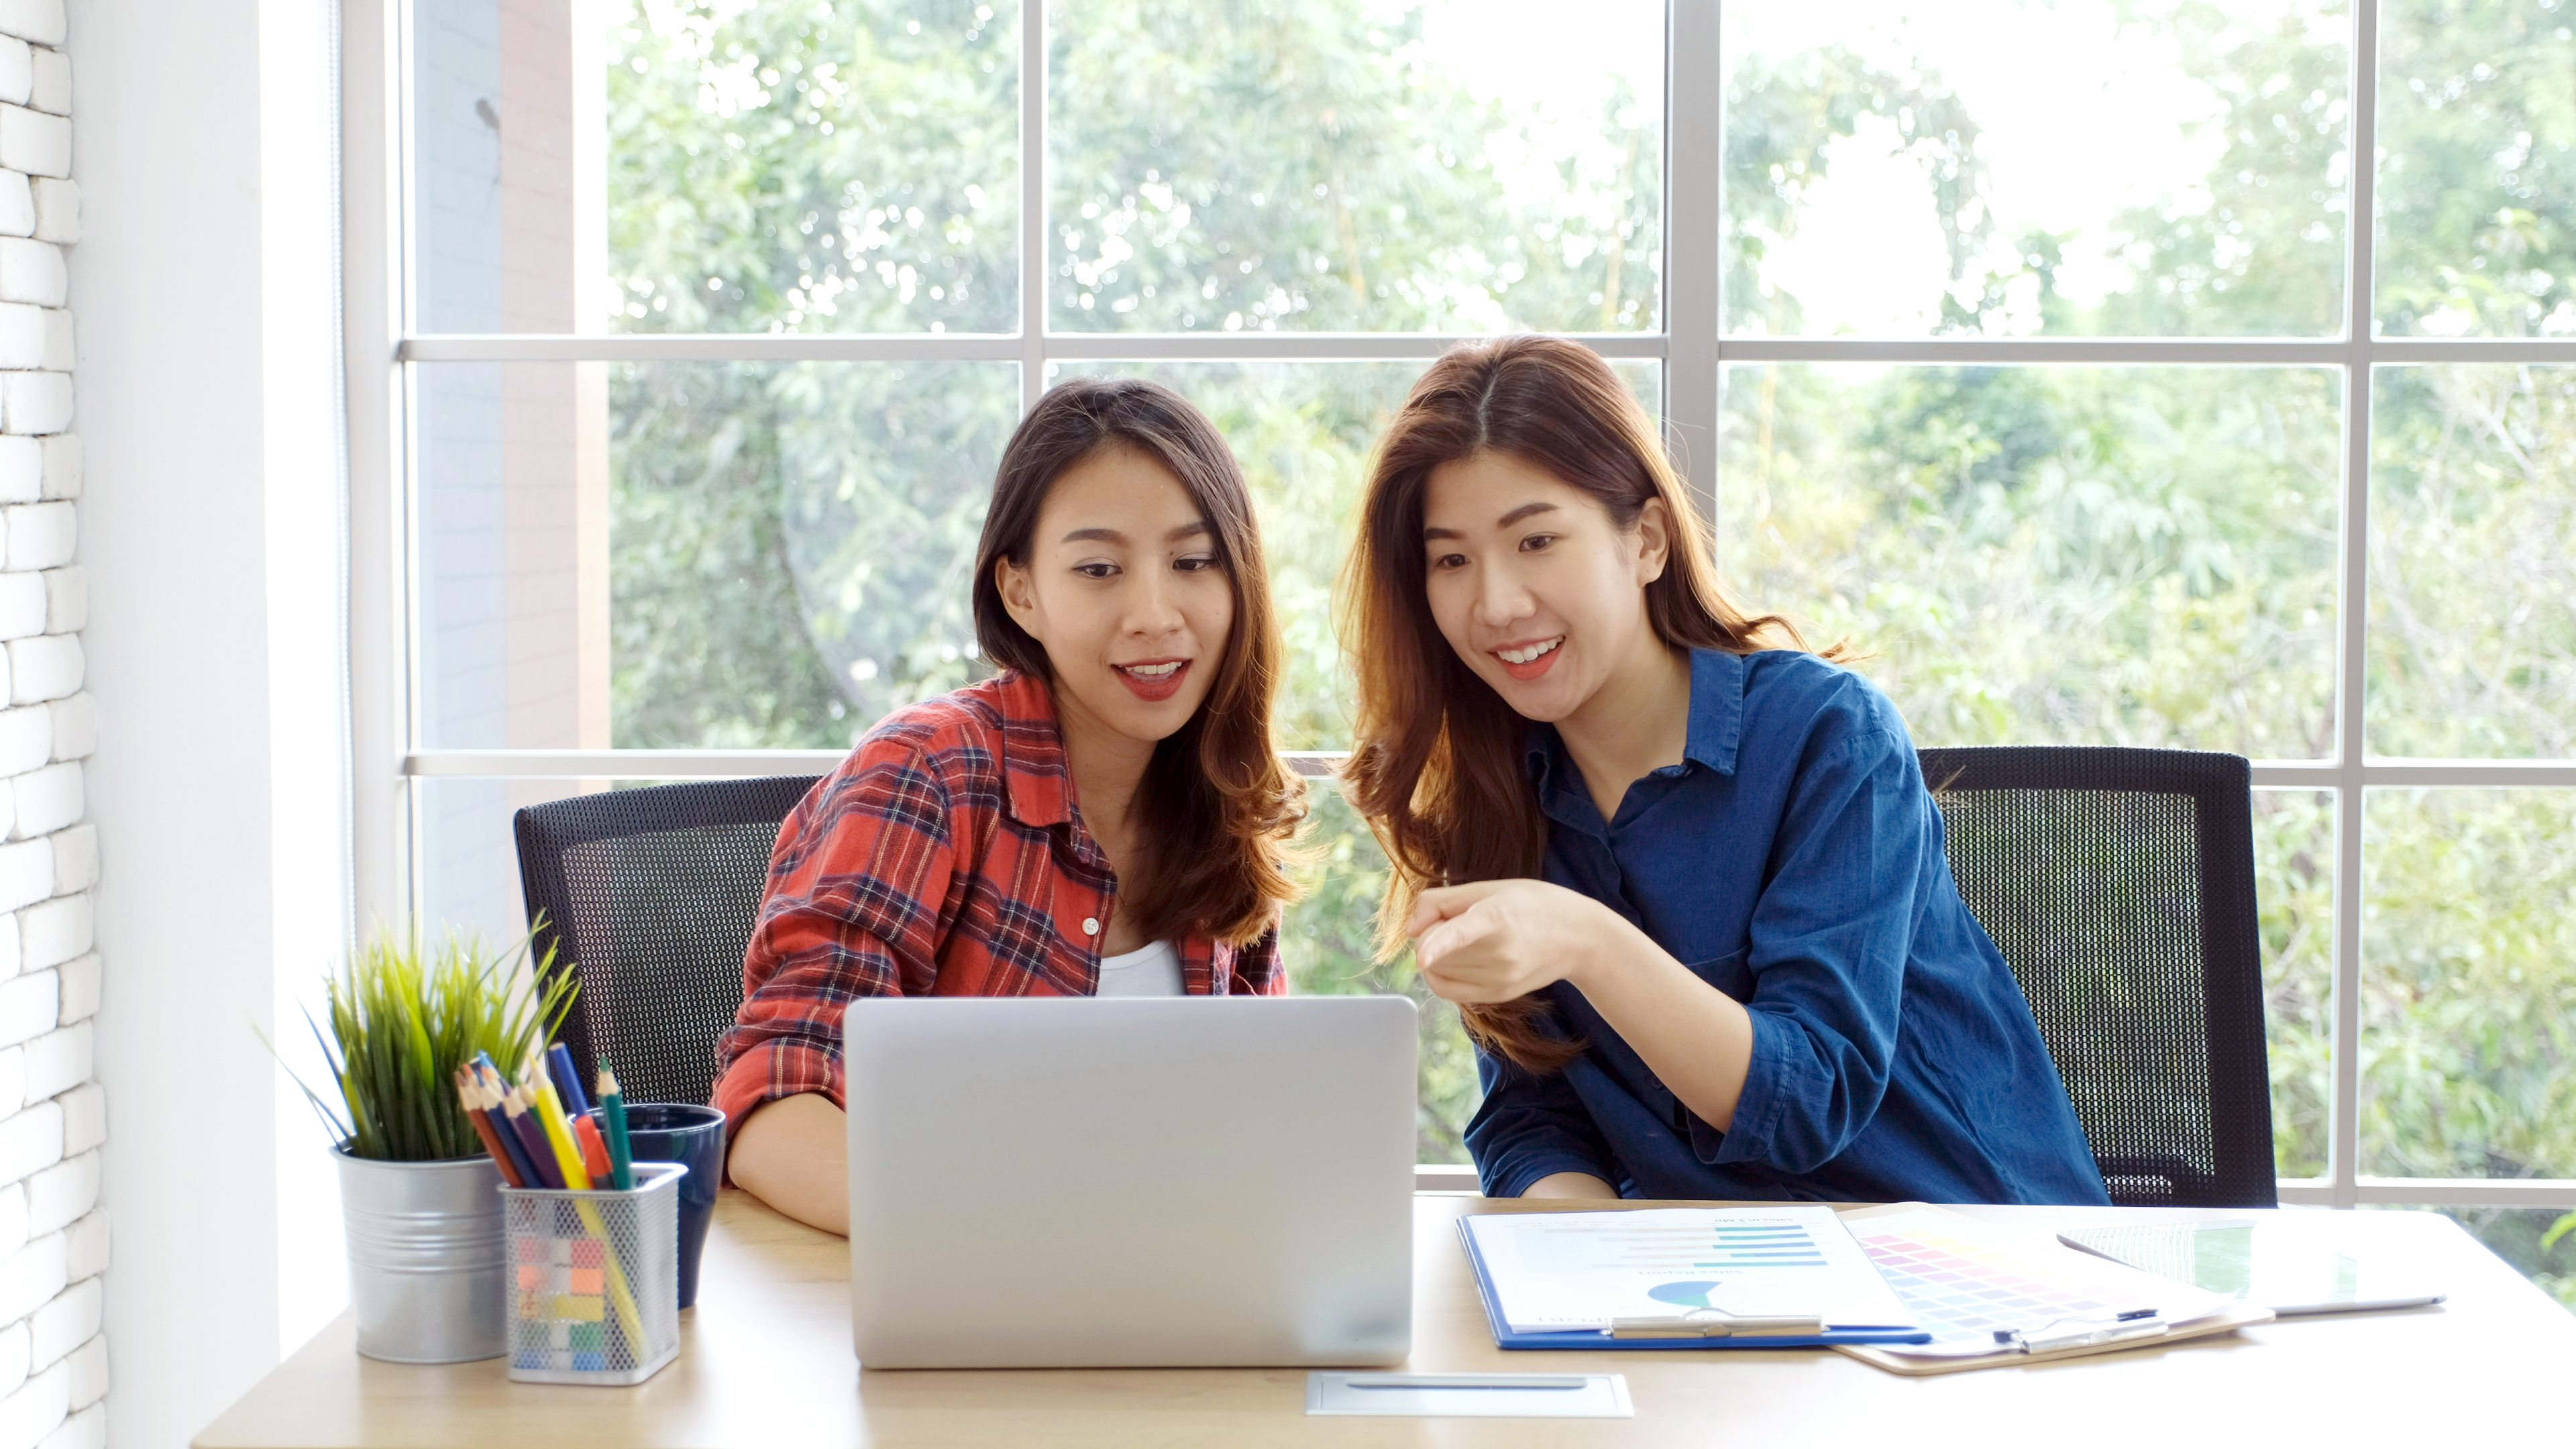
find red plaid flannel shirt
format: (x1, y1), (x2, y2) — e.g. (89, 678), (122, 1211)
(712, 671), (1283, 1130)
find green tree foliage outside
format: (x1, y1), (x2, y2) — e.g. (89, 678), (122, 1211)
(595, 0), (2576, 1277)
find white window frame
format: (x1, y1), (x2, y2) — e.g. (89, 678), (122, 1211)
(342, 0), (2576, 1203)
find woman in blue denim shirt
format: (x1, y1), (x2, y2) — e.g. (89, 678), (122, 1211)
(1340, 336), (2107, 1206)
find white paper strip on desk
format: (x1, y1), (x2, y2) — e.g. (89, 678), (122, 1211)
(1464, 1206), (1917, 1333)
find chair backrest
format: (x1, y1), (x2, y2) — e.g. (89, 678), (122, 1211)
(1917, 745), (2275, 1208)
(513, 775), (821, 1108)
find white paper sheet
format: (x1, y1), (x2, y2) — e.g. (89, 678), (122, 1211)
(1462, 1206), (1919, 1334)
(1839, 1205), (2235, 1357)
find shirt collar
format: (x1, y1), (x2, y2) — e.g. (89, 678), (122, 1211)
(988, 669), (1075, 828)
(1681, 647), (1746, 776)
(1523, 647), (1749, 800)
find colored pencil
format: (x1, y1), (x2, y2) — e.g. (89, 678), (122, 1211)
(596, 1065), (635, 1191)
(527, 1059), (594, 1192)
(453, 1068), (525, 1187)
(502, 1086), (566, 1189)
(572, 1113), (613, 1183)
(547, 1042), (593, 1117)
(476, 1064), (543, 1189)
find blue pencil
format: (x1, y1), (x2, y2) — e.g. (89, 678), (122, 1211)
(475, 1065), (543, 1189)
(547, 1042), (592, 1117)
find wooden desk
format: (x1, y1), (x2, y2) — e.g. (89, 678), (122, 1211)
(198, 1191), (2569, 1447)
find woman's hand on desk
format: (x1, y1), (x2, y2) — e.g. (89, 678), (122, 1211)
(729, 1092), (851, 1237)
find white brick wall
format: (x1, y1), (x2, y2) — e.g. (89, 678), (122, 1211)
(0, 11), (88, 1444)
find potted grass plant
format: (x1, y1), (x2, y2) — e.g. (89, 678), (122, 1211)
(274, 923), (574, 1363)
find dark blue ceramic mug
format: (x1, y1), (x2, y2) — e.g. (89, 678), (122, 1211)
(616, 1103), (725, 1309)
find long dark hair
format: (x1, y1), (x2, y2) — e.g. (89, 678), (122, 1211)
(1340, 336), (1837, 1069)
(972, 376), (1303, 948)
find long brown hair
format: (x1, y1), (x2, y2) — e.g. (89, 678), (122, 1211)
(1340, 336), (1831, 1070)
(973, 376), (1304, 947)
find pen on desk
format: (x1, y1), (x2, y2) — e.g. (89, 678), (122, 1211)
(597, 1064), (636, 1191)
(1996, 1311), (2169, 1354)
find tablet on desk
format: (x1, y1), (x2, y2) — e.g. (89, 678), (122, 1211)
(2058, 1220), (2448, 1316)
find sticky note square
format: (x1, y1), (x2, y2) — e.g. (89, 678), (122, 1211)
(513, 1350), (549, 1371)
(516, 1265), (543, 1291)
(571, 1322), (604, 1353)
(570, 1238), (606, 1269)
(517, 1292), (545, 1322)
(549, 1238), (574, 1265)
(553, 1294), (606, 1324)
(515, 1236), (542, 1263)
(550, 1322), (572, 1348)
(572, 1351), (606, 1372)
(569, 1267), (604, 1295)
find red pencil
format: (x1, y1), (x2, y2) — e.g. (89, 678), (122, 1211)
(453, 1067), (526, 1187)
(572, 1112), (614, 1184)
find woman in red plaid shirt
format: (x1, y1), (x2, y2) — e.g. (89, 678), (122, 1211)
(718, 378), (1308, 1233)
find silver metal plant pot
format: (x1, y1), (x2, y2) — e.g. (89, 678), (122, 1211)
(333, 1146), (506, 1363)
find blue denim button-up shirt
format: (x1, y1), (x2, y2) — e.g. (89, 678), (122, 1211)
(1464, 648), (2110, 1206)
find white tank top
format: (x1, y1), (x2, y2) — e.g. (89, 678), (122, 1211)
(1093, 939), (1185, 998)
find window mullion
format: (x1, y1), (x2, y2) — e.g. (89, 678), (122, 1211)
(2328, 0), (2385, 1211)
(1020, 0), (1048, 409)
(1667, 0), (1722, 539)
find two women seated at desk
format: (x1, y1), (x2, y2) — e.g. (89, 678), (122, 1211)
(715, 337), (2110, 1235)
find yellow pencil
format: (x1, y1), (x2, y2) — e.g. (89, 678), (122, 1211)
(527, 1073), (593, 1191)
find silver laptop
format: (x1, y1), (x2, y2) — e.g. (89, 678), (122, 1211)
(843, 995), (1418, 1368)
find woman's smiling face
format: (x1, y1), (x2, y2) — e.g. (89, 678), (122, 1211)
(997, 444), (1234, 747)
(1420, 449), (1671, 724)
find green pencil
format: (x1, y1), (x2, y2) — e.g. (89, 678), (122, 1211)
(597, 1063), (637, 1191)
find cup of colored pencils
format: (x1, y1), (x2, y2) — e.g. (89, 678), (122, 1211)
(456, 1051), (684, 1386)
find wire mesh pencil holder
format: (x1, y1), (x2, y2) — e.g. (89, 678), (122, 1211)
(500, 1162), (684, 1385)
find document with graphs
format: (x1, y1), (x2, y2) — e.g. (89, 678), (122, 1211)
(1460, 1206), (1918, 1336)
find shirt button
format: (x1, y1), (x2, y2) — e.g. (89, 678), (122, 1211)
(1081, 917), (1099, 936)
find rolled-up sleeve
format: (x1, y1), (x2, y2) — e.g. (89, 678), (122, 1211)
(1464, 1040), (1620, 1197)
(711, 745), (959, 1133)
(1702, 726), (1925, 1175)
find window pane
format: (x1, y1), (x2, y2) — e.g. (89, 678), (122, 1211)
(2261, 790), (2337, 1181)
(1048, 0), (1663, 333)
(418, 777), (592, 949)
(415, 361), (1020, 751)
(1285, 786), (1474, 1165)
(2366, 366), (2576, 757)
(2375, 0), (2576, 337)
(1050, 358), (1661, 748)
(2361, 788), (2576, 1179)
(1722, 0), (2350, 337)
(414, 0), (1018, 334)
(1718, 365), (2341, 757)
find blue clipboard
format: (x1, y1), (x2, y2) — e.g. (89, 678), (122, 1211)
(1456, 1218), (1931, 1350)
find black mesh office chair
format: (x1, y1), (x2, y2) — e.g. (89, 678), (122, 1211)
(1919, 745), (2275, 1208)
(513, 775), (822, 1108)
